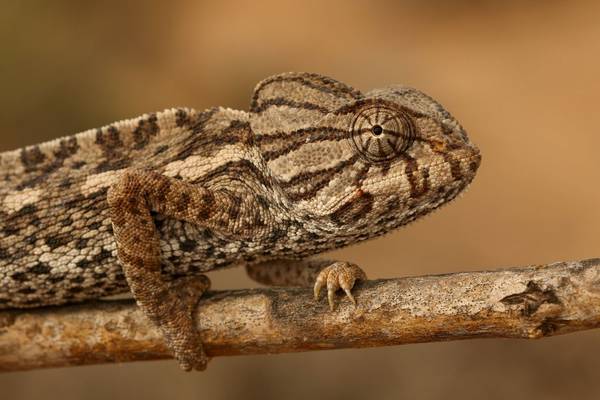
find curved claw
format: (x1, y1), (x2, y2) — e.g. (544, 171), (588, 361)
(327, 287), (337, 311)
(342, 287), (356, 306)
(313, 262), (367, 311)
(314, 273), (326, 300)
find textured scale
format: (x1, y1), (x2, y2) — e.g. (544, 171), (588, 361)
(0, 72), (480, 370)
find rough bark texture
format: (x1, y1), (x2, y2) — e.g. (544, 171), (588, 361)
(2, 258), (600, 372)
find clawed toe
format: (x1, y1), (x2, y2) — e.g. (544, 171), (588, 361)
(178, 347), (210, 372)
(313, 262), (367, 311)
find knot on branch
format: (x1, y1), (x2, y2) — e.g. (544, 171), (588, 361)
(500, 281), (561, 317)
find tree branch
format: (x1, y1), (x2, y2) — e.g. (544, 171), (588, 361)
(2, 258), (600, 372)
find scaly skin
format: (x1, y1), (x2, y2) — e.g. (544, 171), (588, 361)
(0, 72), (480, 370)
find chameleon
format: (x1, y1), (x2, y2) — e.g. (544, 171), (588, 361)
(0, 72), (480, 371)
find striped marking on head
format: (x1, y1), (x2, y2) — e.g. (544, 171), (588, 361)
(250, 72), (362, 136)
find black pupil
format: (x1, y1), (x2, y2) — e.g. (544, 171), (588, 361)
(371, 125), (383, 136)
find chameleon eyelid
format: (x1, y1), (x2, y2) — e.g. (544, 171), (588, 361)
(349, 105), (415, 163)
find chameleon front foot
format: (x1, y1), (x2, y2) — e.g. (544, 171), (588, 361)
(149, 275), (211, 371)
(313, 262), (367, 311)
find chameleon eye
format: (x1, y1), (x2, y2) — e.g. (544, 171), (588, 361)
(349, 105), (415, 162)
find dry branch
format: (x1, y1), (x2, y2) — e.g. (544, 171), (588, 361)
(2, 258), (600, 372)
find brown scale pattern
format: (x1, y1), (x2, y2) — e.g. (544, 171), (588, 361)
(0, 72), (480, 370)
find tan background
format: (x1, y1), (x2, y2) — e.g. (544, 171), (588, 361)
(2, 1), (600, 399)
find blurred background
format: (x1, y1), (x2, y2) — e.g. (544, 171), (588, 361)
(1, 0), (600, 399)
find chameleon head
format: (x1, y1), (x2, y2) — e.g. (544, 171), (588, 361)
(250, 73), (480, 237)
(325, 86), (482, 234)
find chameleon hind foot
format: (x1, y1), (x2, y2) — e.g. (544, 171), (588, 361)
(313, 262), (367, 311)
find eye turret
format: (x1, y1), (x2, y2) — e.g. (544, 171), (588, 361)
(349, 105), (415, 162)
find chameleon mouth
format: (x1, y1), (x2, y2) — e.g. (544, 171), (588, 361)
(468, 147), (482, 175)
(449, 142), (481, 185)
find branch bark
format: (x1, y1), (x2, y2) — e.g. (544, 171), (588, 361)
(2, 258), (600, 372)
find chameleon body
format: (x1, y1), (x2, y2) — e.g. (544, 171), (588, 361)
(0, 73), (480, 370)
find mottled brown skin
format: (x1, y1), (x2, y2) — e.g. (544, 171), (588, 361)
(0, 72), (480, 370)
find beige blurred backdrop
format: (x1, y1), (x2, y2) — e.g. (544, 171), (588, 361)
(2, 1), (600, 399)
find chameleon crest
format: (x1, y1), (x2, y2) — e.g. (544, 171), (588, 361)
(0, 72), (480, 370)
